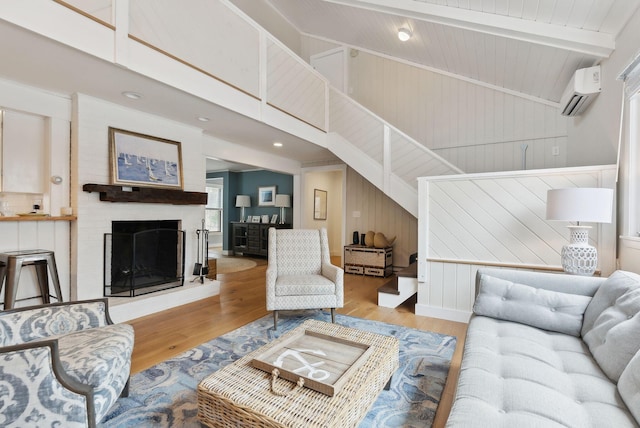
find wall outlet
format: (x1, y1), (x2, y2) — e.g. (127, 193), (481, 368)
(552, 146), (560, 156)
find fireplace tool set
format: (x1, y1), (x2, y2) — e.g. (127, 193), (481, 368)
(192, 219), (209, 283)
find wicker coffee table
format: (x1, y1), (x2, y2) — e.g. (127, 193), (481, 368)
(197, 319), (399, 427)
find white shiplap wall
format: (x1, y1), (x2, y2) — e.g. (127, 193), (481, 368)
(129, 0), (261, 98)
(416, 165), (617, 322)
(348, 50), (571, 173)
(346, 167), (417, 268)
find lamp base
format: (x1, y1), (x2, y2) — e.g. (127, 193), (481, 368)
(561, 226), (597, 276)
(279, 207), (286, 224)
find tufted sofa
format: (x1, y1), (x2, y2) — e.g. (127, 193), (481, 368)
(447, 268), (640, 428)
(0, 298), (134, 427)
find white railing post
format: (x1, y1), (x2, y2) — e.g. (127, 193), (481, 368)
(383, 125), (391, 194)
(113, 0), (129, 67)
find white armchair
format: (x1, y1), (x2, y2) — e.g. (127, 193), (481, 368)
(266, 228), (344, 329)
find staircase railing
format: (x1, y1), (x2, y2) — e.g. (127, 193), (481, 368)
(12, 0), (463, 217)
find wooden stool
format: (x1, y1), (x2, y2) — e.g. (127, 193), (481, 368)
(0, 249), (63, 309)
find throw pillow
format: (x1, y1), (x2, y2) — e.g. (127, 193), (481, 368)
(583, 273), (640, 382)
(473, 274), (592, 336)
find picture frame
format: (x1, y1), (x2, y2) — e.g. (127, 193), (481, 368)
(314, 189), (327, 220)
(109, 127), (183, 189)
(258, 185), (276, 206)
(261, 215), (270, 223)
(251, 216), (261, 223)
(270, 214), (278, 224)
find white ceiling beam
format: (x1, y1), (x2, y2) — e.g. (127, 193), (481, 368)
(322, 0), (615, 58)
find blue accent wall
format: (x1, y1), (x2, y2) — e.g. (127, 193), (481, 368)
(206, 170), (293, 251)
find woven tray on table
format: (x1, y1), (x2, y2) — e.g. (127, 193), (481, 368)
(197, 319), (399, 428)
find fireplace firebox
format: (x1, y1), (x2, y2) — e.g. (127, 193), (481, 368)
(104, 220), (185, 297)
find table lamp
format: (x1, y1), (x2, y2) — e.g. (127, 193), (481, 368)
(546, 188), (614, 275)
(235, 195), (250, 222)
(275, 194), (291, 224)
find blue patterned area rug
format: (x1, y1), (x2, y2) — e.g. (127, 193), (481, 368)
(100, 310), (457, 427)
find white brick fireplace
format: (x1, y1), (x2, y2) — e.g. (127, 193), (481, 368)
(73, 94), (219, 322)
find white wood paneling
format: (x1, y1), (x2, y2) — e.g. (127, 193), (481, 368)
(129, 0), (261, 97)
(416, 165), (617, 322)
(329, 90), (384, 163)
(266, 39), (326, 130)
(348, 50), (572, 173)
(345, 167), (417, 267)
(269, 0), (619, 103)
(55, 0), (113, 25)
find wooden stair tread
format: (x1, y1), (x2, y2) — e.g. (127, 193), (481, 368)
(377, 275), (400, 295)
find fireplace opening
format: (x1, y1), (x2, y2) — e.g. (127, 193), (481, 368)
(104, 220), (185, 297)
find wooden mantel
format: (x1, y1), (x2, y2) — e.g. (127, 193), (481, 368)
(82, 184), (207, 205)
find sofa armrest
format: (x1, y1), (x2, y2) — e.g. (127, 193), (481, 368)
(0, 299), (112, 347)
(475, 268), (606, 298)
(1, 340), (94, 427)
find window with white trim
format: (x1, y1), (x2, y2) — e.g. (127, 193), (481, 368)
(205, 178), (223, 233)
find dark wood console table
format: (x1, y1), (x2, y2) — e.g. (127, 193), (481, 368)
(231, 222), (291, 257)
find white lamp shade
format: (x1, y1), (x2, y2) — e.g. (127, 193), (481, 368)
(275, 194), (291, 208)
(546, 188), (613, 223)
(235, 195), (251, 208)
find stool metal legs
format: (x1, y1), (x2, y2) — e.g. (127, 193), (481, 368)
(0, 250), (63, 310)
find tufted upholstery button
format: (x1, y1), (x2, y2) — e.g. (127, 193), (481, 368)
(498, 409), (506, 414)
(575, 400), (582, 404)
(501, 297), (507, 301)
(550, 308), (556, 312)
(629, 315), (634, 319)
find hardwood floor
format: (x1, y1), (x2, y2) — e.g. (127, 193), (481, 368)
(126, 257), (468, 427)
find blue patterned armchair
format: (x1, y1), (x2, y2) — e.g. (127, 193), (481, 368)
(0, 298), (134, 427)
(266, 227), (344, 329)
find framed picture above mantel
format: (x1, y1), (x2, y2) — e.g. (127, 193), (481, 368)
(109, 127), (183, 189)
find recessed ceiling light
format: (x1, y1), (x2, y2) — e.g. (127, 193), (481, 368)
(122, 91), (143, 100)
(398, 28), (412, 42)
(197, 116), (210, 122)
(273, 142), (283, 147)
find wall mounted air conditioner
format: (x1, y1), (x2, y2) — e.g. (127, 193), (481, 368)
(560, 65), (601, 116)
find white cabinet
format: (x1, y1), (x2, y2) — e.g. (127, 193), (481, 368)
(1, 109), (46, 193)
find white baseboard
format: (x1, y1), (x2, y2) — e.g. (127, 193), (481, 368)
(415, 303), (471, 323)
(108, 280), (220, 323)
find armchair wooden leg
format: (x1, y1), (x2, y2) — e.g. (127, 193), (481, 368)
(331, 308), (336, 323)
(273, 311), (278, 330)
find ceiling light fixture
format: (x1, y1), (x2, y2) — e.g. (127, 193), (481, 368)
(122, 91), (142, 100)
(273, 142), (283, 147)
(398, 27), (412, 42)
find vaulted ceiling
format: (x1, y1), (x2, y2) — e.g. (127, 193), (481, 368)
(266, 0), (640, 102)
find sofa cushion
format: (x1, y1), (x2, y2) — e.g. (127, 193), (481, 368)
(582, 271), (640, 382)
(473, 274), (591, 336)
(57, 323), (134, 422)
(618, 351), (640, 424)
(446, 315), (638, 427)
